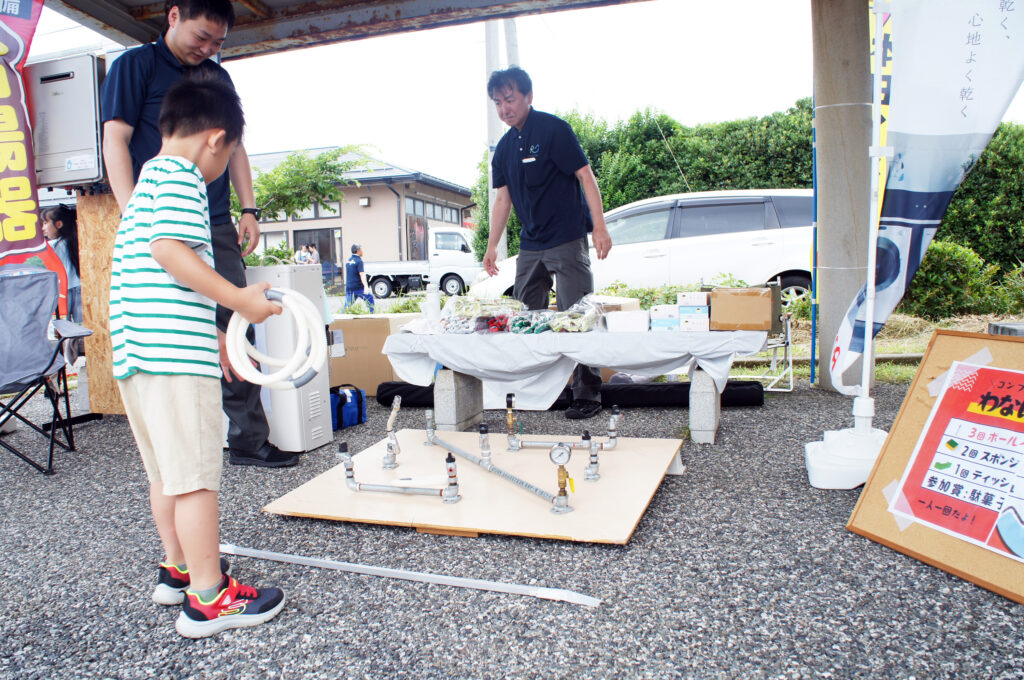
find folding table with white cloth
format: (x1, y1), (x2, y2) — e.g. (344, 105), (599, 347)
(382, 327), (767, 441)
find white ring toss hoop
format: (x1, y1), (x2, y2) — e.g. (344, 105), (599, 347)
(225, 287), (327, 390)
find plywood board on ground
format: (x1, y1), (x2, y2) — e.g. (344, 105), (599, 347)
(265, 429), (682, 544)
(848, 330), (1024, 604)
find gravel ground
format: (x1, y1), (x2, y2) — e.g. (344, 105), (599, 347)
(1, 379), (1022, 680)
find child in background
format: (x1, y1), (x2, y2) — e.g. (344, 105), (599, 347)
(109, 71), (286, 638)
(43, 204), (82, 323)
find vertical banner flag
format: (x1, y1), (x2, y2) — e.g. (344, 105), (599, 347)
(830, 0), (1024, 395)
(0, 0), (69, 315)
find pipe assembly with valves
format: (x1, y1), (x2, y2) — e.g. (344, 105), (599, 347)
(424, 412), (556, 505)
(338, 442), (460, 502)
(504, 393), (621, 458)
(225, 287), (326, 390)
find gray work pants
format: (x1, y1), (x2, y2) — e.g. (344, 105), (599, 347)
(514, 237), (602, 402)
(211, 221), (270, 454)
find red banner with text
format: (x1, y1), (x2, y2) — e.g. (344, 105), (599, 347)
(0, 0), (67, 315)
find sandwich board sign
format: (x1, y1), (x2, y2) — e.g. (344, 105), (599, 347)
(849, 330), (1024, 603)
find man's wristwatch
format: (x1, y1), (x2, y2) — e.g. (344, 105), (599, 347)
(240, 207), (261, 220)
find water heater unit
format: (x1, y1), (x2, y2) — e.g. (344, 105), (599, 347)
(245, 264), (332, 453)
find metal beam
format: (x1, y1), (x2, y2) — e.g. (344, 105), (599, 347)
(41, 0), (651, 57)
(221, 0), (649, 59)
(43, 0), (158, 46)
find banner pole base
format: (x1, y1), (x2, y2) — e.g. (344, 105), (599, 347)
(804, 397), (887, 489)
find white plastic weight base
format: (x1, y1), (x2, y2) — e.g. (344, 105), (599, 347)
(805, 428), (887, 489)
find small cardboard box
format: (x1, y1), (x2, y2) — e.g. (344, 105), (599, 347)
(328, 313), (420, 394)
(679, 317), (711, 332)
(649, 304), (679, 319)
(677, 305), (709, 317)
(677, 291), (710, 306)
(605, 310), (650, 333)
(650, 318), (680, 332)
(709, 288), (772, 331)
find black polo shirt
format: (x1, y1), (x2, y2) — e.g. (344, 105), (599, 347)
(101, 36), (234, 226)
(491, 108), (592, 251)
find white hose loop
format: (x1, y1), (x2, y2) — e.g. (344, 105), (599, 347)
(225, 287), (327, 390)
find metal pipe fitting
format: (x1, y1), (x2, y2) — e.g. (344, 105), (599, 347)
(442, 452), (461, 504)
(479, 423), (491, 463)
(382, 396), (402, 469)
(552, 464), (573, 514)
(424, 409), (435, 444)
(583, 430), (600, 482)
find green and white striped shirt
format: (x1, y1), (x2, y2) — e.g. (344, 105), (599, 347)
(110, 156), (219, 379)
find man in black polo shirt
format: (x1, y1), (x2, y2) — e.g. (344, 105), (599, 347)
(101, 0), (297, 468)
(482, 66), (612, 420)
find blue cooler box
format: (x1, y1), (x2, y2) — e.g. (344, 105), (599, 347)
(331, 384), (367, 430)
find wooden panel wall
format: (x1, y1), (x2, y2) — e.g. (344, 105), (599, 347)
(78, 193), (124, 415)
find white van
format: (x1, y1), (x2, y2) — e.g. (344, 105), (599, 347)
(469, 189), (813, 306)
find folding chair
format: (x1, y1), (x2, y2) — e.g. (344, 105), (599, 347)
(0, 265), (92, 474)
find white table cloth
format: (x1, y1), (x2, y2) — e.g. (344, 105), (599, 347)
(382, 330), (768, 410)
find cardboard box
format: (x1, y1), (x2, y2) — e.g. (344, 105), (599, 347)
(649, 304), (679, 319)
(677, 291), (710, 306)
(328, 313), (420, 394)
(678, 317), (711, 332)
(605, 310), (650, 333)
(709, 287), (772, 331)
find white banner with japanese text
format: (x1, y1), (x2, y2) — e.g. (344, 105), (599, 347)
(830, 0), (1024, 394)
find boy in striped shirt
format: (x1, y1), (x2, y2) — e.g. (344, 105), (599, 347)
(109, 72), (286, 638)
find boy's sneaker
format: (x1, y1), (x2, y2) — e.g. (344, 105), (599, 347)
(175, 574), (286, 639)
(152, 557), (232, 605)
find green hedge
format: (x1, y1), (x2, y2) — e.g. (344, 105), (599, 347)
(899, 241), (1001, 319)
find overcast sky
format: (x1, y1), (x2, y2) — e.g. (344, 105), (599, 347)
(28, 0), (1024, 189)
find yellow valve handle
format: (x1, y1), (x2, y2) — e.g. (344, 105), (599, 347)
(568, 477), (575, 493)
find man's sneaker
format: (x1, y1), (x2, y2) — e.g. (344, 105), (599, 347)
(565, 399), (602, 420)
(229, 442), (298, 468)
(175, 574), (286, 639)
(152, 557), (232, 605)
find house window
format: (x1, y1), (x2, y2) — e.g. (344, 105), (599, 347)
(294, 205), (316, 221)
(318, 201), (341, 218)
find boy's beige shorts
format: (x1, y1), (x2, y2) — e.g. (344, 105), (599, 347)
(117, 373), (224, 495)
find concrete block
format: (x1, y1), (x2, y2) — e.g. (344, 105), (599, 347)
(433, 369), (483, 431)
(689, 367), (721, 444)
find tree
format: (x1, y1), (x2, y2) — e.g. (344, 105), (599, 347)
(937, 121), (1024, 272)
(230, 146), (368, 220)
(470, 153), (521, 261)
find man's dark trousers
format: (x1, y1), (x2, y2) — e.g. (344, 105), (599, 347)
(514, 237), (602, 402)
(211, 221), (270, 454)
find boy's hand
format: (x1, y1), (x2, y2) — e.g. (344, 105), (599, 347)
(236, 282), (282, 325)
(218, 329), (250, 383)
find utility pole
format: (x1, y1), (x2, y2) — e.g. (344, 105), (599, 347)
(484, 18), (519, 262)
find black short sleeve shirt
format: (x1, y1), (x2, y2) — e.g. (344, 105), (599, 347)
(101, 36), (235, 226)
(491, 109), (592, 251)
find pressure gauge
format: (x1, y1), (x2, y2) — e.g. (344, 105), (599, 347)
(549, 444), (571, 466)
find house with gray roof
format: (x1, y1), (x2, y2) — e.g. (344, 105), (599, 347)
(249, 147), (474, 278)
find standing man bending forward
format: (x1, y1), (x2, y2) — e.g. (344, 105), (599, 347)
(482, 66), (612, 420)
(101, 0), (296, 467)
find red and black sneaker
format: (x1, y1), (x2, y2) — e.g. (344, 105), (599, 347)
(152, 557), (231, 605)
(175, 574), (286, 639)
